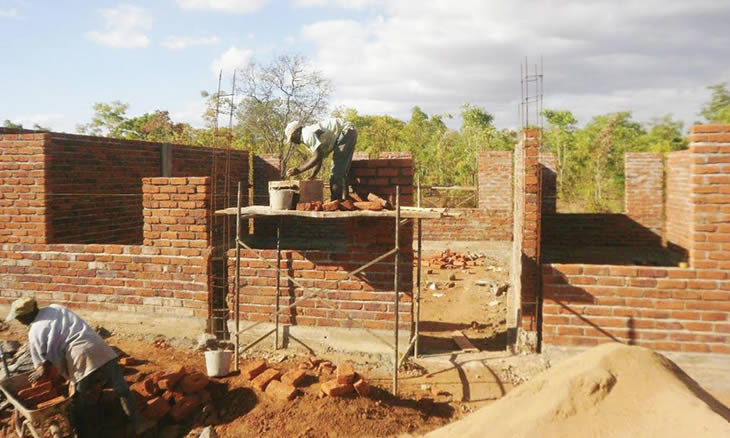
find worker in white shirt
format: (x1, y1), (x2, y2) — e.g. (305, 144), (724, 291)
(6, 297), (136, 437)
(285, 118), (358, 201)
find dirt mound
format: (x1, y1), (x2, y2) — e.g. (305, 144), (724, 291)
(424, 343), (730, 438)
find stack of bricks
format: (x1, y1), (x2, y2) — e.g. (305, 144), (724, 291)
(0, 131), (48, 244)
(665, 150), (691, 258)
(511, 129), (542, 331)
(625, 153), (664, 240)
(129, 365), (212, 423)
(421, 151), (514, 242)
(229, 155), (414, 332)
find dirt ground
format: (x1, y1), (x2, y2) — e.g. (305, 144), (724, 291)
(418, 244), (510, 355)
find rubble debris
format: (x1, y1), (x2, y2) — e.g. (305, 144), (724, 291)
(242, 359), (268, 380)
(252, 368), (282, 391)
(281, 369), (307, 387)
(336, 361), (356, 384)
(180, 372), (209, 394)
(317, 361), (335, 375)
(427, 250), (488, 270)
(265, 380), (297, 401)
(320, 380), (354, 397)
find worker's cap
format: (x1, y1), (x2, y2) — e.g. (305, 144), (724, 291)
(5, 297), (37, 322)
(285, 120), (302, 143)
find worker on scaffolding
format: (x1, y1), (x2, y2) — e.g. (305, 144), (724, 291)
(5, 297), (137, 437)
(284, 118), (358, 201)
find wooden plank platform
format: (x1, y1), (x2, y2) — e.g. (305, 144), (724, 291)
(452, 331), (479, 353)
(215, 205), (462, 219)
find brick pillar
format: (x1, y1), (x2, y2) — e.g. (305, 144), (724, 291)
(689, 125), (730, 269)
(539, 152), (557, 215)
(0, 131), (49, 244)
(142, 177), (211, 250)
(478, 151), (513, 211)
(625, 153), (664, 237)
(510, 129), (542, 334)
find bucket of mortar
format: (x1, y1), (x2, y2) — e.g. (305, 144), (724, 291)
(269, 188), (295, 210)
(204, 350), (232, 377)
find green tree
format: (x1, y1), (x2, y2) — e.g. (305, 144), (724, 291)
(639, 115), (688, 152)
(701, 83), (730, 123)
(542, 109), (578, 197)
(235, 55), (333, 174)
(77, 101), (130, 137)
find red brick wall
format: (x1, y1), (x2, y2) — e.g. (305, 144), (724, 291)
(420, 209), (513, 241)
(689, 125), (730, 270)
(0, 177), (214, 318)
(666, 150), (691, 257)
(542, 264), (729, 354)
(511, 129), (542, 331)
(0, 132), (48, 244)
(625, 153), (664, 237)
(478, 151), (513, 211)
(7, 130), (248, 246)
(542, 214), (664, 248)
(230, 157), (414, 331)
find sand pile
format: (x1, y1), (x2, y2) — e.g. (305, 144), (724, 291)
(425, 343), (730, 438)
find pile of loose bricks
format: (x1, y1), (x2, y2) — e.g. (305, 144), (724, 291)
(122, 357), (215, 424)
(15, 369), (67, 410)
(296, 192), (394, 212)
(240, 358), (370, 401)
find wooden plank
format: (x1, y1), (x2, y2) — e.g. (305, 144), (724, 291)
(452, 331), (479, 353)
(214, 205), (462, 219)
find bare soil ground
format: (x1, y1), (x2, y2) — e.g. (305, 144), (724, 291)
(419, 246), (510, 355)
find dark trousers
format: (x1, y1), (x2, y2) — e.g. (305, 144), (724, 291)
(72, 359), (135, 438)
(330, 128), (357, 201)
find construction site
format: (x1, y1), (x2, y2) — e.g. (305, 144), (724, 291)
(0, 116), (729, 438)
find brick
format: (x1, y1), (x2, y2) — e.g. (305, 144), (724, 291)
(336, 361), (356, 384)
(131, 378), (159, 399)
(251, 368), (281, 391)
(320, 379), (354, 397)
(143, 396), (171, 420)
(241, 359), (268, 380)
(169, 395), (201, 422)
(179, 372), (208, 394)
(265, 379), (297, 401)
(281, 369), (307, 387)
(353, 377), (370, 397)
(158, 366), (187, 390)
(35, 395), (66, 409)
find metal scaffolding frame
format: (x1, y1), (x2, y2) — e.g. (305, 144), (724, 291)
(217, 182), (456, 395)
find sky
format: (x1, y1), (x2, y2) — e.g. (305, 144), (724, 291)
(1, 0), (730, 133)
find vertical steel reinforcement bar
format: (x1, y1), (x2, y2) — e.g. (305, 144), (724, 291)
(234, 182), (242, 371)
(416, 179), (422, 358)
(393, 186), (400, 395)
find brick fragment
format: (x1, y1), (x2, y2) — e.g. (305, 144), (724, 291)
(317, 361), (335, 375)
(354, 377), (370, 397)
(265, 380), (297, 401)
(170, 395), (201, 422)
(118, 357), (142, 367)
(158, 366), (187, 390)
(353, 201), (383, 211)
(143, 396), (171, 420)
(162, 390), (185, 404)
(251, 368), (281, 391)
(131, 378), (159, 398)
(241, 359), (268, 380)
(336, 361), (356, 384)
(323, 200), (339, 211)
(24, 388), (59, 407)
(18, 381), (52, 400)
(320, 380), (353, 397)
(179, 372), (209, 394)
(35, 395), (66, 409)
(367, 193), (391, 209)
(340, 200), (355, 211)
(281, 369), (307, 387)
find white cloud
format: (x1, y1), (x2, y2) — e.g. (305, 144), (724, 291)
(177, 0), (269, 13)
(161, 35), (220, 50)
(300, 0), (730, 128)
(211, 46), (252, 76)
(171, 99), (209, 128)
(0, 8), (18, 18)
(86, 4), (152, 49)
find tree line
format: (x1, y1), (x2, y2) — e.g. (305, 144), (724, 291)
(6, 55), (729, 213)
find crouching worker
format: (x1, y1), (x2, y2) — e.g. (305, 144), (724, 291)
(5, 297), (136, 437)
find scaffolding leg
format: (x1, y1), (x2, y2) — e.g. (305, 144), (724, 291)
(393, 186), (400, 396)
(234, 182), (242, 371)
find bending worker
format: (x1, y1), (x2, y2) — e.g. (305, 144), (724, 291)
(285, 117), (357, 201)
(5, 297), (135, 437)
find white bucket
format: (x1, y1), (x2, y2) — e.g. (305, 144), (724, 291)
(269, 188), (295, 210)
(204, 350), (232, 377)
